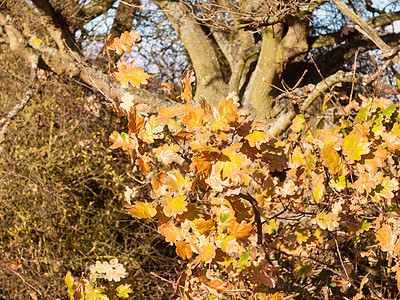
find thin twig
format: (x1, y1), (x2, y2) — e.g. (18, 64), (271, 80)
(349, 49), (359, 102)
(6, 266), (43, 296)
(0, 54), (39, 158)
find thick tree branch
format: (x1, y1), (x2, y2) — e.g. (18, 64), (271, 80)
(77, 0), (117, 21)
(316, 33), (400, 77)
(31, 0), (78, 52)
(0, 12), (169, 112)
(331, 0), (392, 54)
(267, 70), (370, 136)
(152, 0), (228, 103)
(311, 10), (400, 49)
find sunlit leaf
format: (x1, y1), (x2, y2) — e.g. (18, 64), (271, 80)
(116, 284), (133, 298)
(377, 223), (397, 254)
(163, 195), (188, 218)
(176, 240), (193, 259)
(112, 58), (151, 88)
(107, 30), (141, 55)
(126, 201), (157, 220)
(342, 132), (371, 162)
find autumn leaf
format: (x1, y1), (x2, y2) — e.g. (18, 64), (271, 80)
(120, 93), (135, 112)
(180, 69), (195, 102)
(377, 223), (397, 254)
(321, 145), (342, 175)
(153, 143), (180, 165)
(112, 58), (151, 88)
(342, 132), (371, 162)
(330, 175), (348, 192)
(116, 284), (132, 299)
(161, 82), (178, 99)
(290, 114), (305, 133)
(351, 173), (377, 194)
(163, 195), (188, 218)
(158, 220), (181, 243)
(216, 234), (239, 254)
(194, 218), (216, 235)
(107, 30), (141, 55)
(313, 212), (340, 231)
(245, 130), (271, 150)
(126, 201), (157, 220)
(109, 131), (138, 151)
(176, 240), (193, 259)
(312, 172), (325, 203)
(222, 218), (253, 239)
(197, 238), (216, 263)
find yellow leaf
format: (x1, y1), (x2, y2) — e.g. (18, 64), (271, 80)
(126, 201), (157, 220)
(312, 173), (325, 203)
(198, 239), (216, 263)
(180, 69), (195, 102)
(342, 132), (371, 162)
(116, 284), (132, 298)
(163, 195), (188, 218)
(245, 131), (271, 150)
(290, 114), (305, 133)
(158, 220), (181, 243)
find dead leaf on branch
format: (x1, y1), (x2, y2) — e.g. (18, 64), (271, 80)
(106, 30), (141, 55)
(112, 58), (151, 88)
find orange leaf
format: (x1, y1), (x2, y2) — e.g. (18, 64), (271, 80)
(321, 145), (342, 174)
(107, 30), (141, 55)
(198, 239), (216, 263)
(112, 58), (151, 88)
(180, 69), (195, 102)
(153, 144), (180, 165)
(245, 131), (271, 150)
(194, 218), (216, 235)
(351, 173), (377, 194)
(109, 131), (138, 151)
(312, 172), (325, 203)
(377, 223), (397, 254)
(161, 82), (178, 99)
(223, 219), (253, 239)
(176, 240), (193, 259)
(158, 220), (181, 243)
(290, 114), (305, 133)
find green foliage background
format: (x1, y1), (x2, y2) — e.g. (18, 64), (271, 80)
(0, 49), (179, 299)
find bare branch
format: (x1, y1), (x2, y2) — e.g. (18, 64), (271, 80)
(0, 54), (39, 157)
(267, 70), (370, 136)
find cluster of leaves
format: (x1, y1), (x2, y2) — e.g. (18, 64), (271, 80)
(106, 31), (400, 298)
(66, 258), (132, 299)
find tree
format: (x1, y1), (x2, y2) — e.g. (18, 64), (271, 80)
(3, 0), (400, 298)
(2, 0), (400, 129)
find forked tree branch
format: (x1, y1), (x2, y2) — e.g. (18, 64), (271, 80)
(268, 70), (370, 136)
